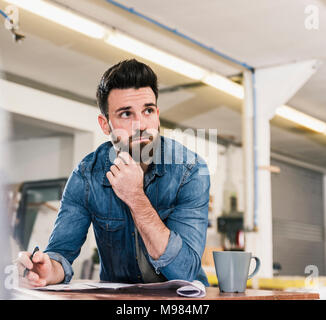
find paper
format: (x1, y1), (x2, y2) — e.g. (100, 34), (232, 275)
(34, 279), (206, 298)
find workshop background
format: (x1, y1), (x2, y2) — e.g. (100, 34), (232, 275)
(0, 0), (326, 297)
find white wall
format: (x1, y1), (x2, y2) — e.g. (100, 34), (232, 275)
(6, 135), (74, 184)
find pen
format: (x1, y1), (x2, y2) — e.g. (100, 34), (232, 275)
(23, 246), (39, 278)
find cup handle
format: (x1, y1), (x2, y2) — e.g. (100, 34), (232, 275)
(248, 256), (261, 279)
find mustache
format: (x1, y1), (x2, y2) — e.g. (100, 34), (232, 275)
(129, 130), (154, 142)
(111, 130), (155, 145)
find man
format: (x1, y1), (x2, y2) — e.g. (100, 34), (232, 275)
(16, 59), (210, 287)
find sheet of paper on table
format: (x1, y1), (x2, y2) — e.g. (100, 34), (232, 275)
(33, 279), (206, 298)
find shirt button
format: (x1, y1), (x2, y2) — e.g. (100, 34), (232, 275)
(132, 232), (135, 236)
(137, 275), (141, 279)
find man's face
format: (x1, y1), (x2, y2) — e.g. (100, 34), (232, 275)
(98, 87), (160, 163)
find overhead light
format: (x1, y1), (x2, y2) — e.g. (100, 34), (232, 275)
(105, 31), (246, 99)
(202, 73), (244, 99)
(4, 0), (107, 39)
(276, 105), (326, 134)
(105, 32), (208, 81)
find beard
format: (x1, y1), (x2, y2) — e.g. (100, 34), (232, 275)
(110, 126), (160, 164)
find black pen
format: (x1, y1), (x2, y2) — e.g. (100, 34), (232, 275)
(23, 246), (39, 278)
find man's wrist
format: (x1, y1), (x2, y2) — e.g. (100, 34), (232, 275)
(47, 258), (65, 285)
(127, 191), (170, 260)
(126, 189), (148, 210)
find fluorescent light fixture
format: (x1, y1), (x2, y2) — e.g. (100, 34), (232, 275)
(5, 0), (107, 39)
(5, 0), (326, 136)
(202, 73), (244, 99)
(105, 32), (245, 99)
(276, 105), (326, 134)
(105, 32), (208, 81)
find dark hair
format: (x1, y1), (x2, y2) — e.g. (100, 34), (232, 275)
(96, 59), (158, 118)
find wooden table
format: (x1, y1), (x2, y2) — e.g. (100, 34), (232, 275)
(14, 285), (320, 300)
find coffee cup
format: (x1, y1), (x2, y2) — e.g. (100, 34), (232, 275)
(213, 251), (260, 293)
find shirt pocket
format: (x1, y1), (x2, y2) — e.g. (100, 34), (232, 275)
(92, 214), (126, 248)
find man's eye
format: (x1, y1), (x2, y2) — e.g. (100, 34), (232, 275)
(120, 111), (131, 118)
(144, 108), (154, 115)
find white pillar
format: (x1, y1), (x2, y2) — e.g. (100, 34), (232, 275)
(243, 59), (320, 278)
(242, 71), (255, 230)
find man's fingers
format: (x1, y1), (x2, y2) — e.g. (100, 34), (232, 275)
(17, 252), (33, 270)
(16, 261), (27, 277)
(30, 278), (47, 288)
(19, 277), (34, 289)
(16, 251), (51, 277)
(118, 152), (133, 165)
(110, 165), (119, 176)
(20, 275), (46, 288)
(106, 171), (114, 184)
(26, 270), (39, 282)
(15, 251), (49, 288)
(32, 251), (46, 264)
(113, 156), (126, 169)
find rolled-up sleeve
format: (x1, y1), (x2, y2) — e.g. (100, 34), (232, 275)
(148, 230), (183, 270)
(44, 163), (91, 283)
(46, 251), (74, 284)
(149, 160), (210, 284)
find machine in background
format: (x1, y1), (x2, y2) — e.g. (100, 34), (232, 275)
(217, 193), (244, 251)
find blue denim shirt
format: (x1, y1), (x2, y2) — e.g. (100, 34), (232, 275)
(44, 136), (210, 286)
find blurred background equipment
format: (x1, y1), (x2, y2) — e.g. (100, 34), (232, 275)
(12, 178), (67, 251)
(7, 177), (98, 280)
(217, 193), (244, 251)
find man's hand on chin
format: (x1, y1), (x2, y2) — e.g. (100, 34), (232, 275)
(106, 152), (145, 207)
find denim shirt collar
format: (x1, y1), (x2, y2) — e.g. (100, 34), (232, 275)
(102, 137), (166, 187)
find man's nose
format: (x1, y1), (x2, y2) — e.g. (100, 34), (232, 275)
(132, 114), (147, 131)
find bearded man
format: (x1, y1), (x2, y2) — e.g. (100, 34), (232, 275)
(15, 59), (210, 287)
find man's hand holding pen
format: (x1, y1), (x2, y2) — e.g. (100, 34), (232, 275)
(15, 248), (64, 288)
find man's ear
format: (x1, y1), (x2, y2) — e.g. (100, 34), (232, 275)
(156, 105), (160, 124)
(98, 114), (110, 135)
